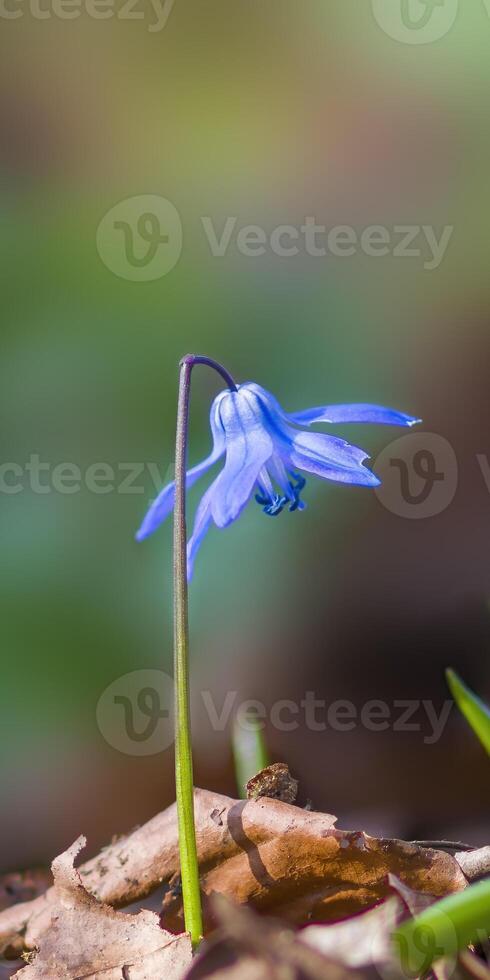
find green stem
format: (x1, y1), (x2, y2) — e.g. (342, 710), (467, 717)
(232, 712), (270, 799)
(173, 354), (236, 948)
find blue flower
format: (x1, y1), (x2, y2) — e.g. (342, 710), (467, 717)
(136, 383), (420, 577)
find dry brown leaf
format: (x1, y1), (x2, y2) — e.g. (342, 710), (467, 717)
(386, 873), (436, 916)
(158, 794), (467, 933)
(187, 897), (378, 980)
(455, 849), (490, 883)
(0, 789), (468, 955)
(300, 896), (403, 969)
(189, 897), (490, 980)
(12, 837), (192, 980)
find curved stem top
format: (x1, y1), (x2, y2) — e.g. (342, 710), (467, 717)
(180, 354), (238, 392)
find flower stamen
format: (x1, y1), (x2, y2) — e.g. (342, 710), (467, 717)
(288, 472), (307, 512)
(255, 470), (306, 517)
(264, 493), (288, 516)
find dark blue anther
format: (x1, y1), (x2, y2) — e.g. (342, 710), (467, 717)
(288, 472), (307, 512)
(290, 472), (306, 491)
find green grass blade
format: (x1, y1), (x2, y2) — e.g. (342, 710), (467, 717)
(394, 878), (490, 975)
(232, 715), (270, 798)
(446, 668), (490, 755)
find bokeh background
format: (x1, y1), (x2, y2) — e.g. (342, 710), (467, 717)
(1, 1), (489, 875)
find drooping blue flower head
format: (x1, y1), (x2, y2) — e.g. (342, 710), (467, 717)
(137, 383), (420, 578)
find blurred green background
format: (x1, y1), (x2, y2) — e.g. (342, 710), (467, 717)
(1, 1), (489, 871)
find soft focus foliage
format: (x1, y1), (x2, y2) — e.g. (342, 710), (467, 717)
(446, 669), (490, 755)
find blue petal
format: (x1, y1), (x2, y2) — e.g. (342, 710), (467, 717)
(264, 454), (296, 502)
(241, 384), (380, 485)
(241, 383), (420, 429)
(240, 383), (289, 432)
(186, 485), (214, 580)
(283, 429), (381, 487)
(135, 393), (226, 542)
(210, 389), (274, 528)
(287, 403), (421, 427)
